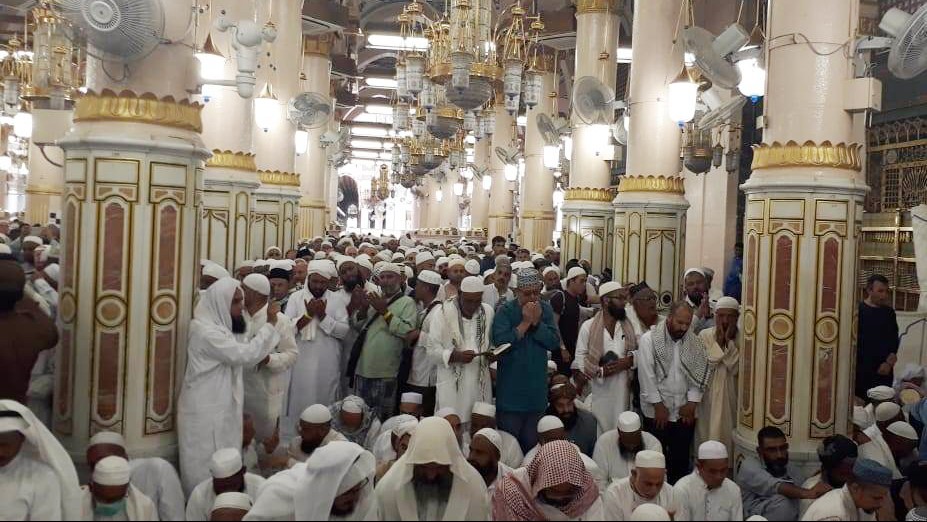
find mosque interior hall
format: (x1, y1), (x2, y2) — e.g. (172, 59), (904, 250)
(2, 0), (927, 502)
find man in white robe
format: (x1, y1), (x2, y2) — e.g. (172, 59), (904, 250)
(374, 417), (490, 520)
(603, 450), (678, 520)
(80, 456), (158, 521)
(802, 458), (891, 521)
(462, 401), (524, 469)
(240, 274), (299, 448)
(329, 396), (381, 451)
(85, 431), (186, 522)
(572, 282), (636, 431)
(0, 400), (82, 520)
(244, 441), (377, 521)
(466, 428), (512, 499)
(186, 448), (265, 522)
(178, 278), (281, 494)
(674, 441), (743, 521)
(372, 414), (418, 465)
(427, 276), (494, 429)
(286, 404), (347, 468)
(284, 261), (350, 430)
(592, 411), (663, 484)
(695, 297), (741, 450)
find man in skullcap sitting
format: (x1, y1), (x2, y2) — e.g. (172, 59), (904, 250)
(603, 450), (679, 520)
(81, 456), (158, 521)
(675, 441), (743, 520)
(802, 458), (892, 521)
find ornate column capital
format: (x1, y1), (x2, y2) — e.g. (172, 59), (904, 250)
(303, 33), (335, 57)
(751, 141), (863, 171)
(617, 175), (686, 194)
(564, 186), (616, 202)
(574, 0), (620, 15)
(259, 170), (301, 187)
(206, 150), (257, 172)
(74, 89), (203, 133)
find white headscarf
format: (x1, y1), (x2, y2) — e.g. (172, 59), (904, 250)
(0, 400), (82, 519)
(192, 277), (241, 335)
(295, 441), (376, 520)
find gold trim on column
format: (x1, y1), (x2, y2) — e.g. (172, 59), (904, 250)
(564, 187), (616, 202)
(751, 141), (863, 171)
(300, 200), (328, 210)
(206, 150), (257, 172)
(303, 33), (335, 57)
(74, 89), (203, 133)
(259, 170), (301, 186)
(25, 184), (63, 196)
(617, 175), (686, 194)
(488, 212), (516, 219)
(521, 210), (557, 220)
(575, 0), (620, 14)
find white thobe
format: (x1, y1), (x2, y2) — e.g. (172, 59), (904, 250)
(407, 302), (441, 388)
(426, 303), (494, 424)
(572, 319), (632, 431)
(861, 425), (903, 479)
(177, 321), (279, 494)
(243, 305), (299, 440)
(26, 348), (55, 428)
(129, 457), (186, 522)
(286, 430), (347, 468)
(284, 289), (350, 427)
(481, 284), (513, 311)
(802, 485), (877, 521)
(674, 471), (743, 521)
(591, 429), (663, 484)
(535, 498), (606, 521)
(243, 441), (260, 475)
(637, 329), (704, 420)
(332, 289), (359, 398)
(487, 462), (514, 499)
(462, 430), (525, 470)
(522, 444), (608, 493)
(185, 473), (265, 522)
(0, 453), (62, 521)
(603, 478), (678, 521)
(80, 485), (158, 521)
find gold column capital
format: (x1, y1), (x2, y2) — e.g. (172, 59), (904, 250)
(564, 186), (616, 202)
(74, 89), (203, 133)
(303, 33), (335, 57)
(617, 175), (686, 194)
(574, 0), (621, 15)
(259, 170), (301, 187)
(751, 141), (863, 171)
(206, 150), (257, 172)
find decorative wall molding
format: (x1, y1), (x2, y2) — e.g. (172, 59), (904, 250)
(206, 150), (257, 172)
(751, 140), (863, 171)
(74, 89), (203, 133)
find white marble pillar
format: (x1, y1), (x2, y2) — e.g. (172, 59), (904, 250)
(521, 73), (557, 252)
(488, 104), (515, 240)
(436, 174), (459, 230)
(24, 108), (72, 225)
(734, 0), (869, 473)
(55, 0), (206, 460)
(562, 0), (619, 273)
(469, 138), (490, 233)
(296, 34), (333, 239)
(613, 0), (688, 308)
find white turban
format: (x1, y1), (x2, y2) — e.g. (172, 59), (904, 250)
(203, 262), (230, 280)
(617, 411), (641, 433)
(464, 259), (481, 275)
(868, 386), (896, 401)
(716, 296), (740, 311)
(400, 392), (423, 405)
(417, 270), (442, 286)
(542, 266), (560, 277)
(22, 235), (43, 246)
(635, 450), (666, 469)
(875, 402), (902, 422)
(472, 402), (496, 418)
(212, 492), (252, 514)
(301, 404), (332, 424)
(92, 456), (131, 486)
(242, 274), (270, 296)
(416, 252), (435, 265)
(537, 415), (564, 433)
(697, 440), (728, 460)
(887, 421), (919, 441)
(473, 427), (503, 455)
(436, 407), (459, 419)
(308, 260), (337, 279)
(88, 431), (126, 449)
(460, 276), (485, 294)
(44, 264), (60, 284)
(210, 448), (243, 479)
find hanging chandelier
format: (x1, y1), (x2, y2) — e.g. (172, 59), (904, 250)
(21, 3), (83, 106)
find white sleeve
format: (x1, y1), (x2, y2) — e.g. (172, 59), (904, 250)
(264, 315), (299, 373)
(319, 297), (350, 340)
(424, 308), (454, 367)
(198, 324), (279, 367)
(572, 320), (596, 376)
(636, 333), (663, 405)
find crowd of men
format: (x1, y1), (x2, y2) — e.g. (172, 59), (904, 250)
(0, 220), (924, 521)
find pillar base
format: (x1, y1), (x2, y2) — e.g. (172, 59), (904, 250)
(251, 185), (300, 255)
(561, 198), (614, 274)
(201, 168), (260, 270)
(521, 210), (557, 253)
(298, 197), (328, 240)
(488, 213), (515, 242)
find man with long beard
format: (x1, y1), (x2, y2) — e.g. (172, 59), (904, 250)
(592, 411), (663, 483)
(695, 296), (741, 450)
(286, 404), (347, 467)
(683, 268), (714, 333)
(546, 383), (598, 457)
(466, 428), (511, 497)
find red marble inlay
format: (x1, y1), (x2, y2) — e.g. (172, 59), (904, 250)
(64, 202), (77, 289)
(152, 329), (174, 416)
(158, 206), (178, 291)
(96, 331), (121, 421)
(821, 238), (839, 314)
(742, 337), (754, 412)
(56, 328), (71, 416)
(774, 236), (793, 310)
(745, 235), (757, 307)
(769, 343), (789, 419)
(816, 348), (834, 424)
(101, 203), (125, 293)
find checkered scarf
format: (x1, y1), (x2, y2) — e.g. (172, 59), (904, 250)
(652, 322), (713, 391)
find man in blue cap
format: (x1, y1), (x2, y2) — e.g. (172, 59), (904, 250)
(801, 458), (891, 521)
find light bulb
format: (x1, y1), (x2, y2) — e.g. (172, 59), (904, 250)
(543, 145), (560, 169)
(737, 58), (766, 102)
(667, 70), (698, 126)
(453, 181), (464, 196)
(435, 188), (443, 202)
(294, 129), (309, 155)
(253, 96), (278, 132)
(482, 174), (492, 190)
(13, 112), (32, 138)
(504, 163), (518, 182)
(562, 136), (573, 161)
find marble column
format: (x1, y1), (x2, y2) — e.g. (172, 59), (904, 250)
(469, 138), (490, 233)
(521, 74), (557, 252)
(55, 0), (207, 460)
(562, 0), (619, 273)
(424, 175), (441, 231)
(199, 0), (259, 269)
(24, 108), (72, 225)
(487, 104), (515, 240)
(436, 174), (459, 230)
(296, 34), (333, 240)
(734, 0), (869, 473)
(252, 0), (302, 251)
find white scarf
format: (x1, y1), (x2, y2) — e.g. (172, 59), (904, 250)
(440, 299), (491, 395)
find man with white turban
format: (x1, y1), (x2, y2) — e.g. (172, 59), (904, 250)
(178, 278), (281, 493)
(80, 456), (158, 521)
(284, 260), (350, 426)
(0, 400), (82, 520)
(201, 261), (231, 291)
(374, 417), (490, 520)
(593, 411), (663, 483)
(186, 448), (265, 521)
(244, 441), (377, 521)
(492, 439), (603, 521)
(466, 427), (511, 497)
(435, 258), (467, 302)
(463, 401), (524, 469)
(603, 450), (678, 520)
(374, 416), (418, 480)
(695, 296), (742, 450)
(287, 404), (347, 468)
(426, 276), (494, 427)
(674, 441), (742, 520)
(86, 431), (185, 522)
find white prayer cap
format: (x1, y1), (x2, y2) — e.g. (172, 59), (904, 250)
(436, 256), (450, 268)
(547, 360), (558, 372)
(392, 253), (405, 262)
(337, 237), (354, 247)
(308, 260), (336, 278)
(435, 250), (447, 257)
(375, 251), (392, 262)
(448, 258), (466, 268)
(400, 392), (423, 405)
(484, 268), (496, 278)
(301, 404), (332, 424)
(0, 244), (9, 255)
(237, 260), (255, 269)
(22, 235), (43, 246)
(375, 262), (402, 276)
(203, 262), (230, 280)
(537, 415), (564, 433)
(342, 396), (365, 414)
(209, 448), (243, 479)
(242, 274), (270, 296)
(396, 419), (419, 438)
(629, 504), (671, 522)
(542, 266), (560, 277)
(697, 440), (729, 460)
(683, 267), (706, 279)
(617, 411), (642, 433)
(461, 276), (485, 294)
(416, 252), (435, 265)
(875, 402), (903, 422)
(746, 517), (768, 522)
(868, 386), (895, 401)
(88, 431), (126, 449)
(211, 492), (252, 514)
(417, 270), (442, 286)
(635, 450), (666, 469)
(474, 427), (503, 454)
(598, 281), (623, 298)
(356, 258), (373, 272)
(716, 296), (740, 311)
(465, 259), (481, 276)
(403, 266), (414, 279)
(314, 251), (327, 260)
(435, 407), (459, 419)
(888, 421), (919, 441)
(472, 401), (496, 418)
(531, 253), (544, 262)
(565, 266), (586, 281)
(852, 406), (874, 429)
(44, 264), (60, 284)
(93, 456), (131, 486)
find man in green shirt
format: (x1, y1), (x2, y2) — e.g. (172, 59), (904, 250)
(348, 263), (417, 421)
